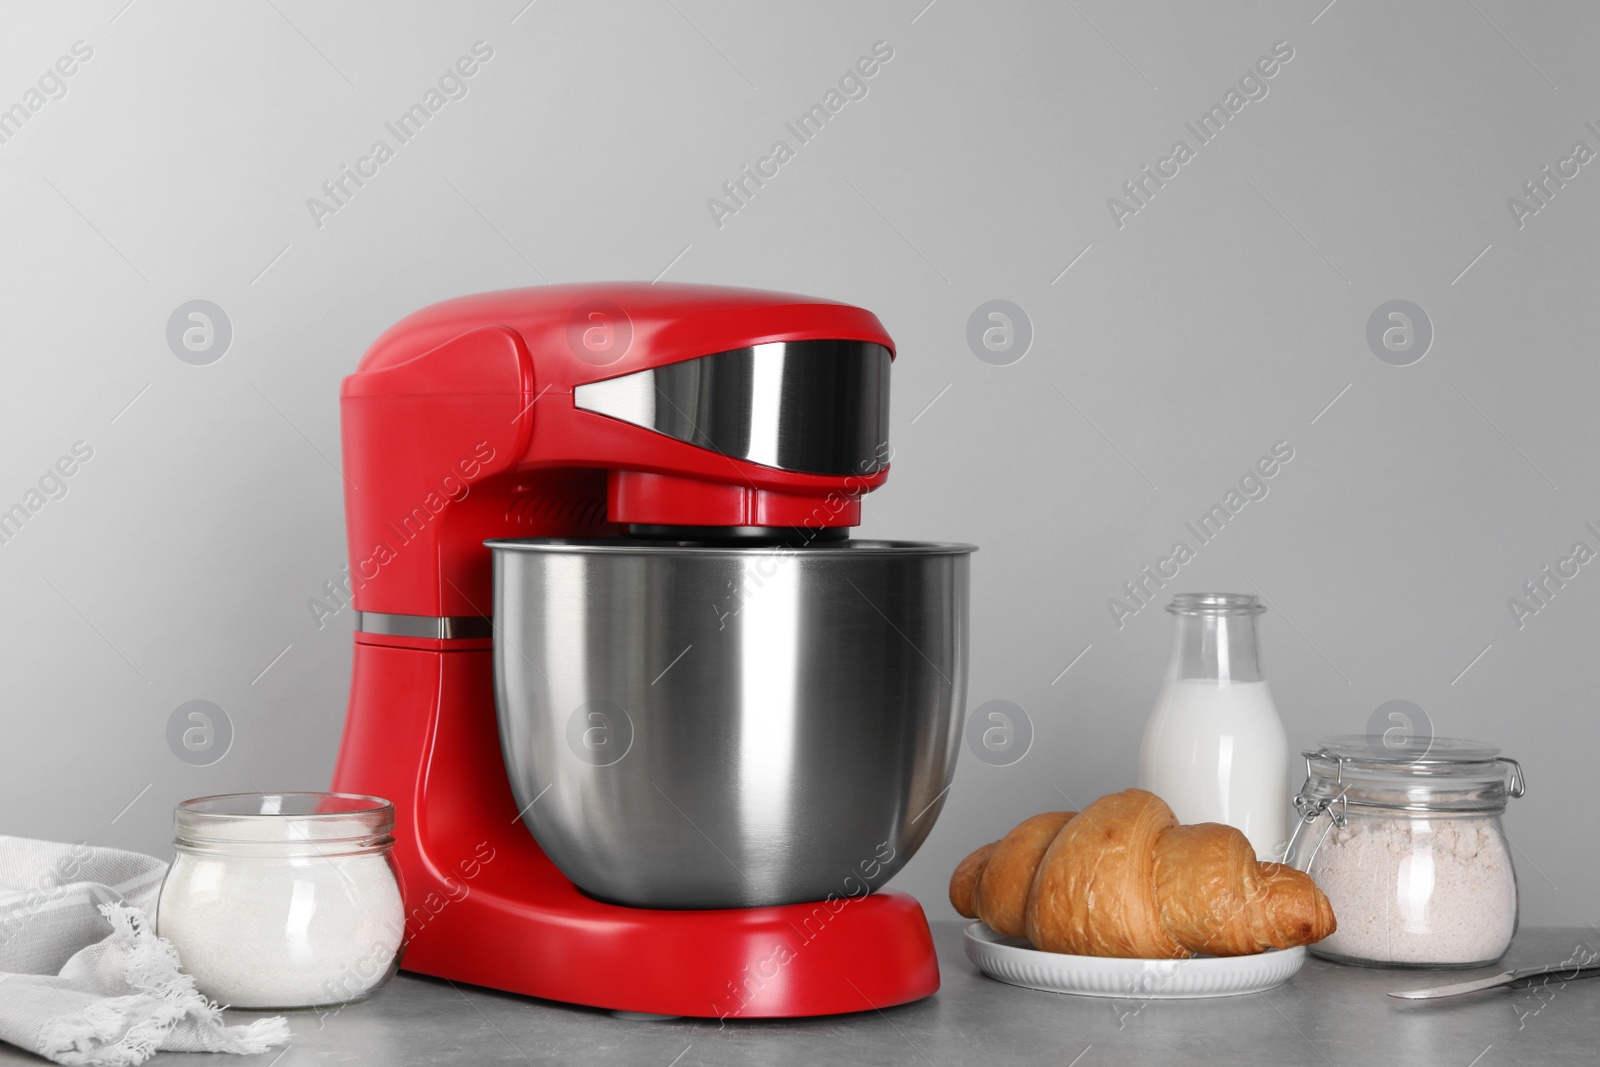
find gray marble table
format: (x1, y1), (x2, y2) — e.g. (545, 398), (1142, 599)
(4, 924), (1593, 1066)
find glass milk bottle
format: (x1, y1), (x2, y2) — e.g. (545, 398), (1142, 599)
(1139, 593), (1288, 860)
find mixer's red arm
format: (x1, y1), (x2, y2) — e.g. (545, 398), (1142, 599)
(339, 325), (548, 618)
(338, 312), (885, 618)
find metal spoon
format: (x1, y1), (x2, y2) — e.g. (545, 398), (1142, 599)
(1390, 961), (1600, 1000)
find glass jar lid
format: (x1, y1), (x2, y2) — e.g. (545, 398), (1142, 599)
(1296, 735), (1525, 815)
(174, 792), (395, 856)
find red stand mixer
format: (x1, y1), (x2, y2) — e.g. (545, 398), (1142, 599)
(330, 284), (971, 1018)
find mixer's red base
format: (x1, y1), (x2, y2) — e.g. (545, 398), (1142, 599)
(332, 638), (940, 1019)
(401, 869), (940, 1020)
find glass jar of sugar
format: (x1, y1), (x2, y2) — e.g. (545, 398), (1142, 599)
(1287, 736), (1524, 968)
(156, 793), (406, 1008)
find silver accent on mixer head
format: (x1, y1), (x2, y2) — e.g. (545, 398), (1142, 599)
(574, 339), (891, 475)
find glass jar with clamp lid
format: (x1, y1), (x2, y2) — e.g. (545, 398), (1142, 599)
(1287, 735), (1525, 968)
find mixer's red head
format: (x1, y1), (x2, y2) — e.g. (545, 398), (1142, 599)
(339, 284), (894, 618)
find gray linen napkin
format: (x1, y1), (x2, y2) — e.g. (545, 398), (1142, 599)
(0, 836), (289, 1066)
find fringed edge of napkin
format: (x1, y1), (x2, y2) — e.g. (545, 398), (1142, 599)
(36, 904), (289, 1067)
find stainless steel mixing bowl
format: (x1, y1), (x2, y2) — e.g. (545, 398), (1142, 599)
(488, 537), (973, 909)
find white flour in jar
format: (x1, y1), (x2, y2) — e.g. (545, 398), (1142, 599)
(1307, 815), (1515, 964)
(158, 819), (405, 1008)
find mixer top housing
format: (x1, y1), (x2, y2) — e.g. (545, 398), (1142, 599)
(339, 283), (895, 620)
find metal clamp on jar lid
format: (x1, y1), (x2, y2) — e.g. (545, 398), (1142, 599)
(1294, 734), (1522, 815)
(1289, 736), (1525, 862)
(1288, 735), (1526, 968)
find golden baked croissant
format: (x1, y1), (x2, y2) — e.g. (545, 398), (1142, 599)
(949, 811), (1075, 938)
(951, 789), (1335, 958)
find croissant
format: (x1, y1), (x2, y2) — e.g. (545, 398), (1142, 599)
(951, 789), (1335, 958)
(949, 811), (1076, 938)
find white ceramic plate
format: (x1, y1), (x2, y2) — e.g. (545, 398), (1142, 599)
(962, 922), (1307, 999)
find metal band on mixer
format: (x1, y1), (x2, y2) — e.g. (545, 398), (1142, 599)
(572, 339), (892, 476)
(355, 612), (494, 640)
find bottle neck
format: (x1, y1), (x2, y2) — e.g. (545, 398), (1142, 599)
(1167, 611), (1263, 684)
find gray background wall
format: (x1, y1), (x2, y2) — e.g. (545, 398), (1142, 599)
(2, 0), (1595, 929)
